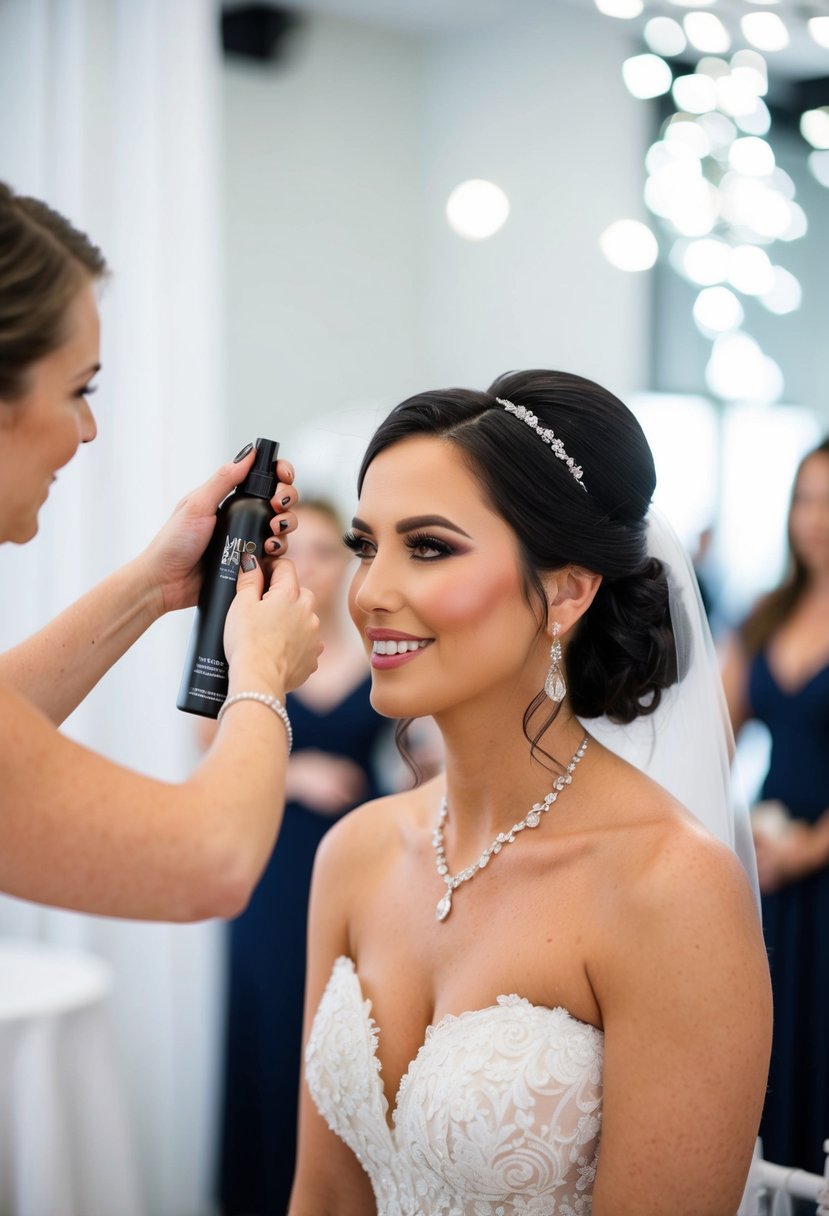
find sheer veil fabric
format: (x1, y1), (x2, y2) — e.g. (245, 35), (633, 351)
(584, 507), (761, 910)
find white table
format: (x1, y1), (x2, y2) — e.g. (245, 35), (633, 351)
(0, 939), (145, 1216)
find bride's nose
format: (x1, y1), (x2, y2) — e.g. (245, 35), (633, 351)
(352, 552), (406, 616)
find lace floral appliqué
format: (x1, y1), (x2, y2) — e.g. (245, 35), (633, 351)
(305, 958), (603, 1216)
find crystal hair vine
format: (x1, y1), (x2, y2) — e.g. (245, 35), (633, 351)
(497, 397), (587, 492)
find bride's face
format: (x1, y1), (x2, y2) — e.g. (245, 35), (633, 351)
(348, 434), (546, 721)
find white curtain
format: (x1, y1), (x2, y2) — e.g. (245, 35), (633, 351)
(0, 1), (226, 1212)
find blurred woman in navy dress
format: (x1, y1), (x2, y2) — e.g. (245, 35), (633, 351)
(723, 436), (829, 1181)
(218, 499), (391, 1215)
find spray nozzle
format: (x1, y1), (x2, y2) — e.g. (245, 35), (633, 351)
(240, 437), (280, 500)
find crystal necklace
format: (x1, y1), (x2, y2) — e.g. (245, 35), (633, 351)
(432, 735), (589, 922)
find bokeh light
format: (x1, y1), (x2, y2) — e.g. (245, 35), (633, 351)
(740, 12), (790, 52)
(445, 180), (510, 241)
(760, 266), (802, 314)
(599, 219), (659, 270)
(706, 332), (784, 402)
(684, 12), (731, 53)
(808, 150), (829, 188)
(807, 16), (829, 48)
(595, 0), (644, 17)
(800, 108), (829, 150)
(622, 54), (673, 98)
(644, 16), (687, 55)
(728, 136), (776, 176)
(727, 244), (775, 294)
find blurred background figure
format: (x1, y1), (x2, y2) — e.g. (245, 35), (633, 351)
(722, 437), (829, 1186)
(692, 524), (718, 624)
(214, 499), (391, 1216)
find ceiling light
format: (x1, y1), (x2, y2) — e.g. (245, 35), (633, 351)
(672, 73), (718, 113)
(728, 244), (775, 294)
(740, 12), (790, 52)
(728, 136), (775, 176)
(807, 17), (829, 48)
(622, 54), (673, 98)
(666, 179), (720, 235)
(780, 202), (808, 240)
(646, 139), (700, 174)
(760, 267), (802, 314)
(445, 180), (510, 241)
(706, 333), (784, 402)
(684, 13), (731, 52)
(719, 173), (791, 239)
(665, 118), (711, 157)
(808, 151), (829, 188)
(800, 108), (829, 150)
(695, 56), (730, 78)
(595, 0), (643, 17)
(694, 286), (744, 334)
(730, 49), (768, 95)
(599, 220), (659, 271)
(735, 97), (771, 136)
(717, 74), (763, 117)
(697, 111), (737, 153)
(644, 16), (687, 56)
(682, 238), (732, 285)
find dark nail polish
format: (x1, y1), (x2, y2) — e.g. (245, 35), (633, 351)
(281, 495), (291, 507)
(233, 442), (254, 463)
(279, 519), (289, 531)
(268, 539), (282, 552)
(241, 553), (258, 572)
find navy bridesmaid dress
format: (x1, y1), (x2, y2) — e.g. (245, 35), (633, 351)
(218, 676), (389, 1215)
(748, 649), (829, 1177)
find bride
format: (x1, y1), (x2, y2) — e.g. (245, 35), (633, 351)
(287, 370), (771, 1215)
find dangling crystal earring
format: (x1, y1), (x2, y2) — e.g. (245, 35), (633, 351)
(545, 622), (566, 703)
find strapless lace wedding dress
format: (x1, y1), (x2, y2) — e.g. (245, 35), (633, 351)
(305, 956), (603, 1215)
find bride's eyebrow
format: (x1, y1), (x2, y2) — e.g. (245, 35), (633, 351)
(351, 514), (472, 539)
(396, 514), (471, 538)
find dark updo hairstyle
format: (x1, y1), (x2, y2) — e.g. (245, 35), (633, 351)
(358, 369), (679, 769)
(0, 180), (107, 403)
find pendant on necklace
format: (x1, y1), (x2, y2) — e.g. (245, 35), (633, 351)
(435, 889), (452, 921)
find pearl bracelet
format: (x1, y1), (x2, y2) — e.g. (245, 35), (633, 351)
(217, 691), (293, 753)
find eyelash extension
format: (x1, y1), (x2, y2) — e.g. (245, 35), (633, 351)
(75, 384), (98, 399)
(404, 531), (454, 559)
(342, 531), (454, 561)
(343, 531), (368, 554)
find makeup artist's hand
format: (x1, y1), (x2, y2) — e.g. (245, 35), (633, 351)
(137, 444), (300, 616)
(225, 555), (322, 694)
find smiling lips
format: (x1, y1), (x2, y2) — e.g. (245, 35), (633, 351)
(372, 638), (429, 655)
(367, 631), (433, 668)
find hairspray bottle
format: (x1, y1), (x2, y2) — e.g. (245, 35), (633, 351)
(177, 438), (279, 717)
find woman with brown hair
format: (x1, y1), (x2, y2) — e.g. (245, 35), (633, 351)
(0, 179), (321, 921)
(722, 436), (829, 1182)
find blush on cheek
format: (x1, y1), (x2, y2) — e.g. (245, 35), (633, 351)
(428, 561), (525, 627)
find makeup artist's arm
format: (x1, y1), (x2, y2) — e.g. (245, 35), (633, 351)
(0, 556), (322, 921)
(0, 448), (296, 725)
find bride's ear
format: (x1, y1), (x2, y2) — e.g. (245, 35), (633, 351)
(542, 566), (602, 637)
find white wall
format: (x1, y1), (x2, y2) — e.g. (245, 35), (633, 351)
(221, 2), (652, 463)
(419, 1), (651, 397)
(222, 14), (425, 449)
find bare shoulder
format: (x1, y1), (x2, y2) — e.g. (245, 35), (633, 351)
(312, 775), (442, 893)
(589, 758), (766, 1006)
(592, 748), (755, 916)
(587, 770), (772, 1213)
(630, 799), (756, 927)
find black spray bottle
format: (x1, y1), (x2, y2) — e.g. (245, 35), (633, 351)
(177, 438), (279, 717)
